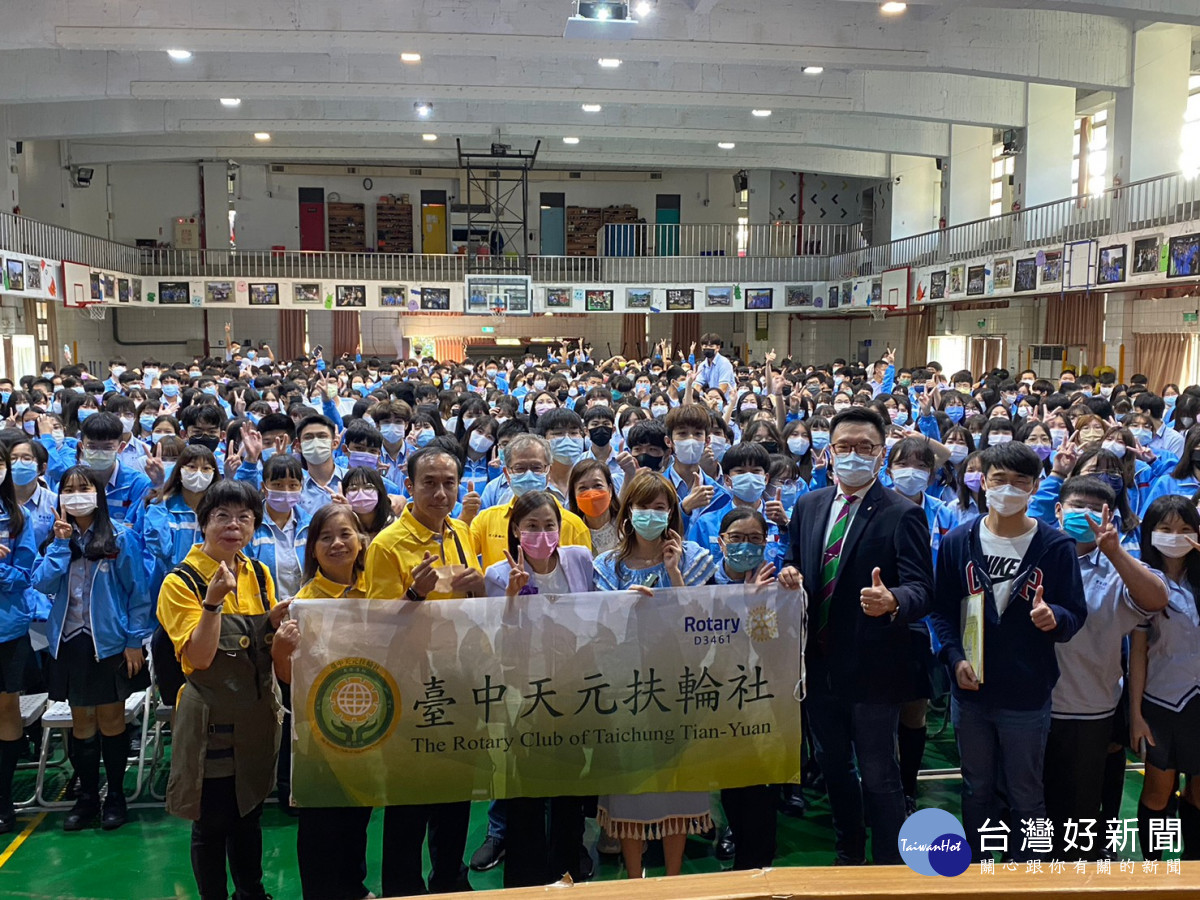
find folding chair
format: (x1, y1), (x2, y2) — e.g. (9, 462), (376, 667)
(12, 692), (48, 809)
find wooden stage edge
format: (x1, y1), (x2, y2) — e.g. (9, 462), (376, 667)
(426, 862), (1200, 900)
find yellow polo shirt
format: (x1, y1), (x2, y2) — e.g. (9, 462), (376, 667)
(469, 497), (592, 570)
(365, 504), (481, 601)
(157, 546), (278, 676)
(293, 571), (367, 601)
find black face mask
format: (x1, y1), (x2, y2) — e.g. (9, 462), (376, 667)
(703, 348), (716, 360)
(1191, 451), (1200, 468)
(589, 425), (614, 448)
(189, 435), (220, 452)
(757, 440), (779, 454)
(636, 452), (664, 471)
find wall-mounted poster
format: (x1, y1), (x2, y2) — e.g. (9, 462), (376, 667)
(1168, 233), (1200, 278)
(840, 281), (851, 308)
(419, 287), (451, 310)
(131, 278), (143, 302)
(1014, 258), (1038, 293)
(247, 283), (279, 306)
(117, 278), (131, 303)
(869, 279), (882, 305)
(626, 288), (652, 309)
(948, 265), (965, 296)
(745, 287), (773, 310)
(158, 281), (191, 305)
(25, 262), (41, 292)
(336, 284), (367, 307)
(827, 285), (839, 309)
(706, 286), (733, 307)
(929, 271), (946, 300)
(1133, 236), (1161, 275)
(784, 284), (813, 308)
(88, 272), (100, 299)
(665, 289), (694, 311)
(1098, 244), (1126, 284)
(294, 283), (323, 304)
(545, 287), (572, 309)
(205, 281), (234, 304)
(101, 274), (116, 300)
(379, 285), (407, 308)
(966, 266), (986, 296)
(585, 289), (614, 312)
(993, 256), (1013, 290)
(1041, 251), (1062, 284)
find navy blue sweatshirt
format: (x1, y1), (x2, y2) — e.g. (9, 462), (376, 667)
(930, 517), (1087, 711)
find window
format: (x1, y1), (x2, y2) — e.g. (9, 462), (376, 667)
(990, 142), (1014, 217)
(1181, 74), (1200, 178)
(736, 216), (749, 257)
(927, 334), (968, 375)
(1073, 109), (1109, 197)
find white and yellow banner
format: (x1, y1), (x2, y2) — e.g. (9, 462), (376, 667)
(290, 584), (804, 807)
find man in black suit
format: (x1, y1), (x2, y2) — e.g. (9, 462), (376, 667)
(779, 407), (934, 865)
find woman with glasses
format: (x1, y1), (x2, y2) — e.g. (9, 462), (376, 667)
(158, 480), (291, 900)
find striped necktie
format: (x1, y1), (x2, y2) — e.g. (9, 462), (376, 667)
(816, 494), (859, 648)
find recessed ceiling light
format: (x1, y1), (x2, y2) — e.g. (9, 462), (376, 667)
(596, 6), (610, 19)
(751, 109), (772, 118)
(718, 142), (736, 150)
(400, 52), (422, 63)
(582, 104), (603, 113)
(598, 58), (622, 68)
(415, 101), (433, 118)
(422, 134), (438, 141)
(563, 137), (581, 145)
(880, 1), (907, 13)
(220, 98), (242, 108)
(635, 0), (654, 16)
(803, 66), (824, 75)
(253, 132), (271, 141)
(166, 49), (192, 61)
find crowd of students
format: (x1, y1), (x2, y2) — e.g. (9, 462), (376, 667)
(0, 330), (1198, 897)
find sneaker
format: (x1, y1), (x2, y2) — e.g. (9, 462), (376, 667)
(469, 835), (506, 872)
(596, 830), (621, 856)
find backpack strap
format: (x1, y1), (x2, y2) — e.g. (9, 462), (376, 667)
(170, 561), (207, 602)
(248, 558), (270, 615)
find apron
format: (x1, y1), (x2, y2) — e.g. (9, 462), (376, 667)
(165, 582), (282, 822)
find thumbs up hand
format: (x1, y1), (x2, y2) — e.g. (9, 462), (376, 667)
(460, 479), (482, 525)
(1030, 585), (1056, 632)
(681, 469), (714, 514)
(765, 486), (790, 529)
(859, 567), (898, 618)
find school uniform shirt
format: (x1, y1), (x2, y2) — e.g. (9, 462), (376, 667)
(249, 509), (311, 601)
(1138, 578), (1200, 713)
(102, 461), (154, 528)
(1144, 472), (1200, 508)
(587, 447), (627, 494)
(945, 496), (981, 529)
(664, 464), (728, 533)
(119, 439), (149, 475)
(142, 493), (203, 594)
(1052, 547), (1162, 719)
(364, 504), (480, 601)
(478, 476), (513, 511)
(1148, 422), (1185, 460)
(379, 446), (408, 488)
(469, 497), (592, 570)
(686, 501), (788, 573)
(917, 493), (958, 563)
(694, 353), (734, 392)
(298, 466), (347, 518)
(20, 484), (59, 549)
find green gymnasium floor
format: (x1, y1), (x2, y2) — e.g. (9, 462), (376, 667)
(0, 724), (1156, 899)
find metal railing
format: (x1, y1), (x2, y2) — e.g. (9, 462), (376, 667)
(597, 222), (865, 260)
(0, 212), (141, 272)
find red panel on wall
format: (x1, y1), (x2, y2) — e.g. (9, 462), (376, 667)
(298, 188), (325, 252)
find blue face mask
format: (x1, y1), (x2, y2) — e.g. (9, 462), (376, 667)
(893, 411), (909, 426)
(779, 485), (800, 509)
(945, 405), (965, 422)
(413, 429), (436, 448)
(139, 414), (156, 431)
(630, 509), (670, 540)
(509, 469), (548, 497)
(77, 408), (97, 420)
(380, 423), (405, 444)
(724, 541), (765, 573)
(162, 462), (176, 481)
(202, 386), (219, 397)
(11, 460), (38, 486)
(1060, 509), (1097, 542)
(1165, 395), (1178, 408)
(729, 472), (767, 503)
(0, 392), (9, 404)
(811, 431), (830, 452)
(550, 436), (587, 466)
(261, 446), (276, 463)
(162, 384), (180, 398)
(1099, 472), (1125, 495)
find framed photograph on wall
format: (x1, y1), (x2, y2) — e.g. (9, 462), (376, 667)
(1133, 236), (1161, 275)
(545, 287), (572, 309)
(665, 289), (694, 311)
(993, 256), (1013, 290)
(706, 286), (733, 307)
(585, 289), (614, 312)
(1168, 233), (1200, 278)
(336, 284), (367, 307)
(626, 288), (652, 309)
(745, 287), (773, 310)
(294, 283), (323, 304)
(25, 262), (41, 292)
(101, 274), (116, 300)
(131, 278), (143, 302)
(379, 285), (407, 308)
(1098, 244), (1126, 284)
(419, 287), (451, 310)
(948, 265), (965, 296)
(966, 266), (986, 296)
(88, 272), (100, 299)
(205, 281), (235, 304)
(247, 283), (279, 306)
(826, 285), (839, 309)
(929, 271), (947, 300)
(158, 281), (191, 305)
(1041, 250), (1062, 284)
(784, 284), (813, 308)
(117, 278), (131, 303)
(1014, 258), (1038, 293)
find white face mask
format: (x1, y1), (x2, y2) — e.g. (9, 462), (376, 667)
(672, 438), (705, 465)
(985, 484), (1031, 517)
(301, 437), (333, 465)
(181, 468), (215, 493)
(1151, 532), (1196, 559)
(61, 492), (98, 517)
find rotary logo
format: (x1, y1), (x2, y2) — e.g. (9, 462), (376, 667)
(309, 658), (399, 753)
(747, 605), (779, 642)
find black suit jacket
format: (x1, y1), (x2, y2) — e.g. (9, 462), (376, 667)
(784, 480), (934, 703)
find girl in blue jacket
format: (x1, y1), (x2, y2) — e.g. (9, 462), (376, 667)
(141, 445), (218, 593)
(34, 466), (151, 833)
(0, 445), (39, 835)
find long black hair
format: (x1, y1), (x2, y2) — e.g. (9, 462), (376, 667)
(342, 465), (395, 537)
(46, 466), (119, 560)
(1140, 495), (1200, 599)
(0, 444), (25, 541)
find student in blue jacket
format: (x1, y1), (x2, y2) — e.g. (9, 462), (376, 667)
(930, 442), (1087, 862)
(1145, 427), (1200, 508)
(142, 446), (218, 594)
(0, 446), (39, 835)
(70, 412), (154, 527)
(34, 466), (152, 833)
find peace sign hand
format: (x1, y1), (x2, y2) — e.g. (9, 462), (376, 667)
(503, 548), (529, 598)
(1086, 504), (1120, 556)
(1051, 439), (1077, 477)
(52, 506), (72, 540)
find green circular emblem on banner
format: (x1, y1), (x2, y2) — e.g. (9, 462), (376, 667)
(309, 658), (399, 753)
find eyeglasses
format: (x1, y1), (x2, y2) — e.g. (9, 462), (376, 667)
(509, 464), (549, 476)
(210, 510), (256, 527)
(724, 533), (767, 545)
(831, 442), (881, 456)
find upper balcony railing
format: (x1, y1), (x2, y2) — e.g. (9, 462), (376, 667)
(4, 169), (1199, 289)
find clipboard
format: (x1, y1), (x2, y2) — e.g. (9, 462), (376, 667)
(961, 591), (984, 683)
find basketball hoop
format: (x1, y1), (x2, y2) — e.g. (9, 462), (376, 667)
(490, 302), (507, 325)
(870, 306), (886, 322)
(77, 302), (106, 321)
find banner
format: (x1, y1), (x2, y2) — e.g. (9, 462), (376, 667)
(290, 584), (804, 807)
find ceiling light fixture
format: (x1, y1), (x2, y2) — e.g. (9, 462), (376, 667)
(220, 98), (242, 108)
(596, 6), (610, 19)
(880, 1), (907, 13)
(751, 109), (772, 118)
(253, 132), (271, 141)
(598, 58), (622, 68)
(802, 65), (824, 75)
(422, 133), (438, 141)
(635, 0), (654, 16)
(718, 142), (736, 150)
(582, 103), (603, 112)
(415, 101), (433, 118)
(166, 49), (193, 61)
(400, 52), (422, 63)
(563, 137), (581, 144)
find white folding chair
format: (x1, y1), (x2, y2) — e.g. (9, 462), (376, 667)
(12, 693), (48, 809)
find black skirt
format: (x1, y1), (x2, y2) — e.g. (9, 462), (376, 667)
(0, 634), (32, 694)
(48, 634), (149, 707)
(1142, 694), (1200, 775)
(897, 621), (935, 702)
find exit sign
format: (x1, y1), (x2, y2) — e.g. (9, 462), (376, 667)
(481, 326), (496, 334)
(1184, 313), (1198, 325)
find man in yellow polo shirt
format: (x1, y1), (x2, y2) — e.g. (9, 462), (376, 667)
(469, 433), (591, 569)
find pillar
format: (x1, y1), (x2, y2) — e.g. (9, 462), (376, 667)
(200, 160), (231, 249)
(889, 155), (939, 240)
(0, 114), (18, 213)
(1111, 23), (1191, 185)
(945, 125), (993, 225)
(1013, 84), (1075, 209)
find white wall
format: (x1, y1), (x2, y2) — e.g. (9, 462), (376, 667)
(947, 125), (993, 226)
(108, 163), (202, 245)
(15, 141), (71, 228)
